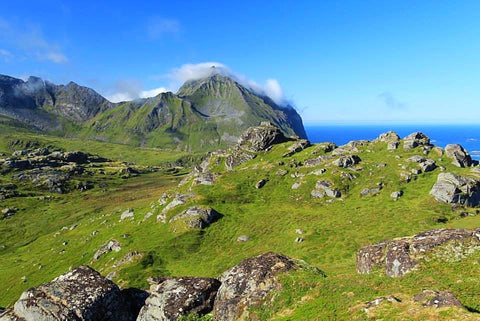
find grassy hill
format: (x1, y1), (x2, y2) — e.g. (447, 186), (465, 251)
(0, 123), (479, 320)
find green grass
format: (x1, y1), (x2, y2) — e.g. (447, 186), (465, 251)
(0, 127), (479, 320)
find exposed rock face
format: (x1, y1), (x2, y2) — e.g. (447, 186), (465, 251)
(193, 172), (215, 185)
(169, 206), (221, 229)
(333, 155), (361, 168)
(137, 277), (221, 321)
(304, 155), (332, 167)
(0, 266), (135, 321)
(356, 228), (480, 277)
(225, 147), (257, 170)
(413, 290), (464, 308)
(445, 144), (473, 168)
(237, 122), (289, 153)
(403, 132), (430, 149)
(213, 252), (297, 321)
(430, 173), (480, 207)
(282, 139), (311, 157)
(93, 240), (121, 260)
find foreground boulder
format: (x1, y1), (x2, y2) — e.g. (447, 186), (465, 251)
(237, 122), (288, 153)
(137, 277), (221, 321)
(445, 144), (474, 168)
(430, 173), (480, 207)
(356, 228), (480, 277)
(0, 266), (136, 321)
(213, 252), (297, 321)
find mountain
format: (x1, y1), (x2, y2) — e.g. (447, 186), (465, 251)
(0, 73), (306, 151)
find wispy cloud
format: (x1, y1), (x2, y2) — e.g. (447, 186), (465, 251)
(378, 92), (406, 109)
(0, 48), (12, 62)
(105, 78), (167, 103)
(166, 62), (289, 106)
(147, 17), (181, 39)
(0, 17), (68, 64)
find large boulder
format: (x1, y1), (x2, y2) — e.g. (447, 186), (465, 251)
(213, 252), (297, 321)
(374, 131), (400, 143)
(445, 144), (473, 168)
(332, 155), (361, 168)
(0, 266), (136, 321)
(430, 173), (480, 207)
(356, 228), (480, 277)
(413, 290), (464, 309)
(225, 147), (257, 170)
(169, 206), (221, 229)
(137, 277), (221, 321)
(237, 122), (288, 153)
(403, 132), (430, 149)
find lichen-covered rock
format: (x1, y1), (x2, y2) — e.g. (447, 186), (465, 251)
(374, 131), (400, 143)
(403, 132), (430, 149)
(445, 144), (473, 168)
(225, 147), (257, 170)
(333, 155), (361, 168)
(213, 252), (297, 321)
(237, 122), (288, 153)
(430, 172), (480, 207)
(137, 277), (221, 321)
(93, 240), (121, 260)
(162, 193), (195, 214)
(315, 180), (341, 198)
(413, 290), (464, 308)
(282, 139), (311, 157)
(2, 266), (135, 321)
(356, 228), (480, 277)
(169, 206), (221, 229)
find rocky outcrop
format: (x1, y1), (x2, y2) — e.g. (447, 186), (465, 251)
(374, 131), (400, 143)
(403, 132), (430, 149)
(406, 155), (437, 172)
(93, 240), (121, 260)
(213, 252), (297, 321)
(0, 266), (137, 321)
(236, 122), (289, 153)
(413, 290), (464, 308)
(282, 139), (311, 157)
(445, 144), (474, 168)
(225, 148), (257, 170)
(169, 206), (221, 229)
(333, 155), (361, 168)
(430, 173), (480, 207)
(356, 228), (480, 277)
(137, 277), (221, 321)
(313, 180), (341, 198)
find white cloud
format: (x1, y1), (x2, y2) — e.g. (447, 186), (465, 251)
(0, 17), (68, 64)
(147, 18), (181, 39)
(0, 48), (12, 61)
(167, 62), (288, 106)
(140, 87), (167, 98)
(106, 78), (168, 102)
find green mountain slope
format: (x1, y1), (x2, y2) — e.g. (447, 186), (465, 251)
(1, 124), (479, 320)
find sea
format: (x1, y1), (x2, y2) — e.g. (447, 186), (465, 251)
(305, 124), (480, 160)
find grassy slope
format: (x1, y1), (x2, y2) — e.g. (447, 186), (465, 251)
(0, 126), (479, 320)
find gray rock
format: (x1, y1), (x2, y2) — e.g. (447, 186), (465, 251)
(445, 144), (473, 168)
(162, 193), (194, 214)
(374, 131), (400, 143)
(93, 240), (121, 260)
(315, 180), (341, 198)
(275, 168), (288, 176)
(137, 277), (221, 321)
(333, 155), (361, 168)
(213, 252), (298, 321)
(403, 132), (430, 149)
(356, 228), (480, 277)
(360, 187), (382, 196)
(430, 172), (480, 207)
(295, 237), (304, 243)
(296, 229), (304, 235)
(193, 172), (215, 185)
(413, 290), (464, 308)
(291, 181), (302, 189)
(310, 189), (325, 198)
(363, 296), (401, 312)
(120, 209), (134, 221)
(283, 139), (311, 157)
(310, 168), (326, 175)
(237, 122), (289, 153)
(169, 206), (221, 229)
(113, 251), (142, 268)
(237, 235), (250, 242)
(255, 179), (268, 189)
(225, 147), (257, 170)
(387, 141), (399, 150)
(304, 155), (332, 167)
(391, 191), (403, 200)
(1, 266), (136, 321)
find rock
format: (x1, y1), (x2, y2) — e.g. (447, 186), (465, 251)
(411, 168), (421, 175)
(13, 169), (70, 193)
(430, 173), (480, 207)
(143, 212), (153, 221)
(295, 237), (304, 243)
(1, 207), (16, 218)
(310, 189), (325, 198)
(63, 151), (89, 164)
(137, 277), (221, 321)
(400, 172), (412, 183)
(356, 228), (480, 277)
(403, 132), (431, 149)
(445, 144), (473, 167)
(310, 168), (326, 175)
(391, 191), (403, 201)
(237, 122), (289, 153)
(296, 229), (304, 235)
(213, 252), (297, 321)
(275, 168), (288, 176)
(333, 155), (361, 168)
(360, 187), (382, 196)
(413, 290), (464, 308)
(304, 155), (332, 167)
(407, 156), (437, 172)
(158, 193), (169, 205)
(225, 147), (257, 170)
(315, 180), (341, 198)
(93, 240), (121, 260)
(374, 131), (400, 143)
(237, 235), (250, 242)
(291, 181), (302, 189)
(120, 209), (134, 221)
(162, 193), (194, 214)
(387, 141), (399, 150)
(2, 266), (136, 321)
(169, 206), (221, 229)
(193, 172), (215, 185)
(255, 179), (268, 189)
(363, 296), (401, 312)
(283, 139), (311, 157)
(113, 251), (143, 268)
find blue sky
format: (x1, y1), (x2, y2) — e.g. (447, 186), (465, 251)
(0, 0), (479, 124)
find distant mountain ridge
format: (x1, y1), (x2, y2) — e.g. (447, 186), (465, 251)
(0, 72), (306, 151)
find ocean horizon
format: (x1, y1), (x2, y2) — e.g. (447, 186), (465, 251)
(305, 124), (480, 160)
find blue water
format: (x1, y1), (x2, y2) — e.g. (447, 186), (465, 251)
(305, 124), (480, 160)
